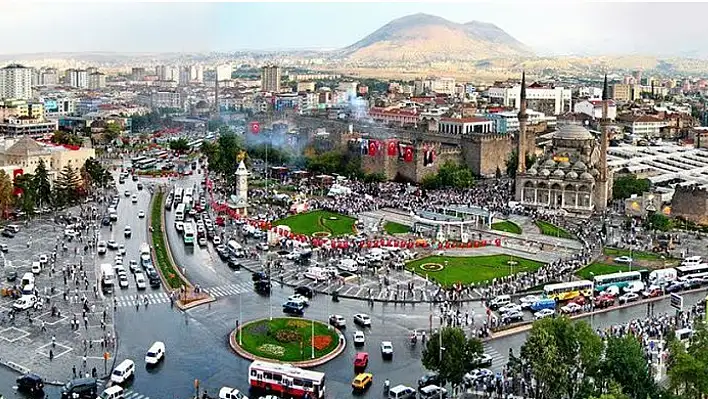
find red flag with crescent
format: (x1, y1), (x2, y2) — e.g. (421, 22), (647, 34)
(387, 140), (397, 156)
(368, 140), (377, 156)
(250, 121), (260, 134)
(404, 146), (414, 163)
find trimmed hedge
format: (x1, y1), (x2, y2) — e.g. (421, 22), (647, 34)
(151, 191), (187, 289)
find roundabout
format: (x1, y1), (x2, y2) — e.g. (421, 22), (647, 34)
(229, 317), (345, 367)
(419, 263), (444, 272)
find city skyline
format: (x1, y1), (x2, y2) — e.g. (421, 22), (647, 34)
(3, 2), (708, 57)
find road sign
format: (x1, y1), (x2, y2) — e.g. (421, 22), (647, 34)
(670, 293), (683, 311)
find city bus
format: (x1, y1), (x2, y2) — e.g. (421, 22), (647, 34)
(248, 360), (325, 399)
(543, 280), (593, 301)
(593, 271), (643, 293)
(676, 264), (708, 279)
(137, 158), (158, 170)
(184, 187), (194, 200)
(154, 150), (169, 159)
(174, 187), (184, 204)
(183, 223), (195, 245)
(131, 156), (147, 167)
(174, 203), (185, 222)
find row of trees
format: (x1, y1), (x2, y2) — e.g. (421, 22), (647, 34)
(421, 161), (475, 189)
(613, 175), (651, 201)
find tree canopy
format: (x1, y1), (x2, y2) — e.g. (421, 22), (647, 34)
(421, 161), (475, 189)
(613, 175), (651, 200)
(51, 130), (83, 146)
(169, 137), (190, 153)
(421, 327), (483, 388)
(667, 321), (708, 399)
(647, 212), (672, 232)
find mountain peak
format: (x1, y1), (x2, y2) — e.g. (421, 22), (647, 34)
(341, 13), (532, 62)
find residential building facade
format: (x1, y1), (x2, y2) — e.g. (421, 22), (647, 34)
(0, 64), (33, 100)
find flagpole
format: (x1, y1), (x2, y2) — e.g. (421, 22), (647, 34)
(311, 319), (315, 359)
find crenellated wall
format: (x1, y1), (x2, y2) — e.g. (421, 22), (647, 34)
(672, 185), (708, 225)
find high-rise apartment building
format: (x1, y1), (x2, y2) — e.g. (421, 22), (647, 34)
(178, 66), (191, 86)
(88, 72), (106, 90)
(131, 67), (146, 81)
(0, 64), (33, 100)
(65, 69), (89, 89)
(216, 64), (232, 81)
(191, 65), (204, 83)
(40, 68), (59, 86)
(261, 65), (281, 93)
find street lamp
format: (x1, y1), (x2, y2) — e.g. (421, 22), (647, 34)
(311, 319), (315, 359)
(238, 292), (242, 345)
(438, 329), (445, 399)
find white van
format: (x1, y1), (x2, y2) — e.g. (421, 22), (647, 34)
(304, 267), (329, 281)
(227, 240), (242, 256)
(21, 283), (35, 295)
(145, 341), (165, 365)
(110, 359), (135, 384)
(99, 385), (124, 399)
(489, 295), (512, 310)
(338, 259), (358, 273)
(388, 384), (416, 399)
(649, 268), (677, 285)
(97, 241), (107, 255)
(681, 256), (702, 266)
(21, 272), (35, 287)
(218, 387), (248, 399)
(101, 264), (115, 287)
(140, 243), (150, 256)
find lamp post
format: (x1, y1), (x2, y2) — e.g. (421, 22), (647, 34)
(311, 319), (315, 359)
(238, 292), (243, 345)
(438, 329), (445, 399)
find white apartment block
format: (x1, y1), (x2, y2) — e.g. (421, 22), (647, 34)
(432, 77), (456, 95)
(65, 69), (88, 89)
(487, 84), (571, 115)
(574, 100), (617, 120)
(0, 64), (33, 100)
(216, 64), (232, 81)
(150, 91), (183, 110)
(88, 73), (106, 90)
(618, 115), (668, 137)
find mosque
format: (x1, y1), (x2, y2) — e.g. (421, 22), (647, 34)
(515, 74), (613, 214)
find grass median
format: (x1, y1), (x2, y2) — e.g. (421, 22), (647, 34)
(274, 210), (356, 236)
(384, 221), (411, 235)
(491, 220), (522, 234)
(535, 220), (574, 239)
(151, 191), (187, 289)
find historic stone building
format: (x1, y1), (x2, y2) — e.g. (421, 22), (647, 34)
(672, 185), (708, 225)
(515, 74), (613, 213)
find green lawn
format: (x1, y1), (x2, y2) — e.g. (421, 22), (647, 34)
(535, 220), (574, 239)
(151, 191), (187, 289)
(602, 247), (667, 261)
(274, 210), (356, 236)
(491, 220), (522, 234)
(575, 262), (635, 279)
(238, 318), (340, 362)
(406, 255), (545, 286)
(384, 221), (411, 235)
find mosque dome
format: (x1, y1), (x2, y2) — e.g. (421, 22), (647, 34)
(540, 169), (551, 177)
(589, 168), (600, 177)
(559, 161), (571, 169)
(572, 161), (588, 171)
(526, 168), (538, 176)
(554, 124), (594, 141)
(580, 172), (594, 180)
(567, 171), (579, 179)
(542, 159), (556, 168)
(552, 169), (565, 177)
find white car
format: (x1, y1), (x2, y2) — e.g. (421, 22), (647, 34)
(131, 195), (138, 203)
(218, 387), (247, 399)
(256, 243), (269, 251)
(175, 221), (184, 232)
(328, 314), (346, 328)
(614, 256), (633, 264)
(464, 368), (493, 386)
(284, 252), (300, 260)
(97, 241), (107, 255)
(145, 341), (165, 365)
(64, 228), (78, 238)
(287, 294), (309, 305)
(534, 309), (556, 320)
(519, 294), (541, 309)
(118, 274), (129, 288)
(118, 244), (126, 255)
(353, 313), (372, 327)
(619, 292), (640, 304)
(138, 210), (145, 218)
(380, 341), (394, 358)
(124, 226), (132, 238)
(135, 273), (147, 290)
(198, 237), (207, 247)
(124, 190), (130, 197)
(13, 295), (37, 311)
(561, 302), (582, 314)
(498, 303), (522, 314)
(353, 331), (366, 346)
(212, 236), (222, 245)
(39, 254), (48, 265)
(31, 261), (41, 274)
(107, 240), (118, 250)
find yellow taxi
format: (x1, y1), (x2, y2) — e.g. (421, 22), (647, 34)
(352, 372), (373, 391)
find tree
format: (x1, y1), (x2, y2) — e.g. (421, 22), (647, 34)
(613, 175), (651, 200)
(0, 170), (13, 217)
(54, 165), (82, 206)
(13, 173), (36, 215)
(421, 327), (483, 389)
(169, 138), (190, 153)
(33, 158), (52, 208)
(647, 212), (672, 232)
(667, 322), (708, 399)
(506, 149), (536, 179)
(81, 158), (112, 192)
(51, 130), (82, 146)
(421, 161), (475, 190)
(601, 335), (657, 399)
(363, 172), (386, 183)
(520, 317), (603, 399)
(103, 122), (122, 143)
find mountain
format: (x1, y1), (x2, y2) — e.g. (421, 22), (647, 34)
(340, 13), (533, 62)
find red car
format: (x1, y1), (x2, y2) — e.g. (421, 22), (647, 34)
(643, 287), (663, 298)
(354, 352), (369, 369)
(595, 294), (615, 309)
(215, 217), (225, 227)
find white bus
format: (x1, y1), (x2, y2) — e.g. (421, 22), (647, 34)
(101, 263), (115, 288)
(174, 187), (184, 204)
(248, 360), (325, 399)
(175, 203), (185, 221)
(676, 264), (708, 279)
(543, 280), (593, 301)
(131, 156), (147, 167)
(183, 223), (195, 245)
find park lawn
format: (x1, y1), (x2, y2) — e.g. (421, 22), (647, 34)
(384, 221), (411, 235)
(406, 255), (544, 286)
(603, 247), (668, 261)
(575, 262), (635, 279)
(239, 318), (340, 362)
(491, 220), (522, 234)
(151, 192), (187, 289)
(274, 210), (356, 236)
(535, 220), (574, 239)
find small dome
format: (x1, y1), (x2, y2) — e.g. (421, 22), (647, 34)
(572, 161), (588, 171)
(542, 159), (556, 168)
(559, 161), (571, 169)
(195, 100), (209, 109)
(589, 168), (600, 177)
(580, 172), (594, 180)
(554, 124), (594, 140)
(552, 169), (565, 177)
(567, 171), (579, 179)
(540, 169), (551, 177)
(526, 168), (538, 176)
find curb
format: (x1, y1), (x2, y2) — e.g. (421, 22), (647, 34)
(228, 317), (346, 368)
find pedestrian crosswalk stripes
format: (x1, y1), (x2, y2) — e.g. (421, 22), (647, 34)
(96, 380), (149, 399)
(112, 281), (252, 307)
(482, 342), (507, 371)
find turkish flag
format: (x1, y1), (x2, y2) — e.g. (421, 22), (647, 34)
(387, 140), (397, 156)
(368, 140), (377, 156)
(404, 146), (414, 163)
(250, 121), (260, 134)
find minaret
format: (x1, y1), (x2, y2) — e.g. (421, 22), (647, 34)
(214, 69), (220, 117)
(599, 74), (609, 182)
(517, 71), (528, 174)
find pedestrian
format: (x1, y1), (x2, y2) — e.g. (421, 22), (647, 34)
(49, 349), (53, 361)
(72, 365), (76, 378)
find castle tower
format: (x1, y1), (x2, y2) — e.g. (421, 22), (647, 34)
(236, 160), (248, 203)
(516, 71), (528, 173)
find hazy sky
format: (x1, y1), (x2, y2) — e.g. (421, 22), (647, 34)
(2, 2), (707, 57)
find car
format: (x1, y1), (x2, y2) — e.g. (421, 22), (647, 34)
(124, 190), (130, 197)
(354, 352), (369, 368)
(175, 221), (184, 232)
(254, 280), (271, 294)
(131, 195), (138, 204)
(218, 387), (247, 399)
(107, 240), (118, 250)
(419, 385), (448, 399)
(614, 256), (633, 264)
(256, 243), (269, 251)
(534, 308), (556, 319)
(282, 301), (305, 316)
(418, 372), (443, 389)
(295, 286), (313, 298)
(463, 369), (493, 386)
(287, 294), (309, 305)
(519, 294), (541, 309)
(16, 373), (44, 394)
(137, 183), (143, 190)
(380, 341), (394, 359)
(501, 310), (524, 323)
(31, 261), (41, 274)
(97, 241), (107, 255)
(102, 217), (111, 226)
(329, 314), (346, 328)
(129, 260), (140, 273)
(132, 175), (138, 182)
(212, 236), (222, 245)
(595, 294), (616, 309)
(198, 237), (207, 247)
(138, 210), (145, 218)
(124, 226), (132, 238)
(1, 228), (15, 238)
(470, 353), (494, 368)
(683, 278), (703, 289)
(227, 258), (241, 270)
(13, 295), (37, 311)
(498, 303), (522, 314)
(135, 273), (147, 290)
(665, 282), (684, 293)
(560, 302), (582, 314)
(118, 244), (126, 255)
(642, 286), (663, 298)
(6, 269), (17, 281)
(252, 272), (268, 282)
(353, 330), (366, 346)
(353, 313), (372, 327)
(145, 341), (165, 365)
(351, 373), (373, 391)
(118, 274), (129, 288)
(619, 292), (640, 304)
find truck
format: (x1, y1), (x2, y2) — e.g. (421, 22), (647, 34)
(100, 264), (115, 293)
